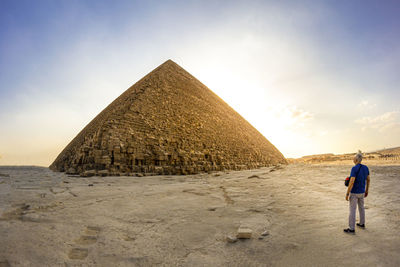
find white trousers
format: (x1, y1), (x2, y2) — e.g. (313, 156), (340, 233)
(349, 193), (365, 230)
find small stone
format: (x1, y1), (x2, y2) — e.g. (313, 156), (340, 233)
(22, 213), (41, 222)
(237, 228), (252, 239)
(261, 230), (270, 236)
(207, 207), (217, 211)
(226, 235), (238, 243)
(88, 184), (94, 187)
(248, 208), (262, 213)
(248, 175), (259, 179)
(123, 235), (136, 241)
(136, 173), (144, 177)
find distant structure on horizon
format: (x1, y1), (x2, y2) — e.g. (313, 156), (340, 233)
(50, 60), (287, 176)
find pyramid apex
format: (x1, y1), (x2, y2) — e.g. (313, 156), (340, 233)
(162, 59), (177, 66)
(155, 59), (182, 72)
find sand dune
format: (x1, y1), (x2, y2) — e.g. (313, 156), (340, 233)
(0, 161), (399, 266)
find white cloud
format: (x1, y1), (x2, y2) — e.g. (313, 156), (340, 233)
(288, 106), (314, 121)
(276, 105), (314, 130)
(358, 100), (376, 109)
(355, 111), (400, 132)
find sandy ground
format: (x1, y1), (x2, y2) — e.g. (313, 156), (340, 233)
(0, 162), (399, 266)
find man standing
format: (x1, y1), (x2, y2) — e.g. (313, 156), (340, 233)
(344, 151), (370, 234)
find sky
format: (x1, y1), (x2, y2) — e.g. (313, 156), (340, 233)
(0, 0), (399, 166)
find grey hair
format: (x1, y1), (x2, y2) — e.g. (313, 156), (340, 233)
(354, 150), (363, 163)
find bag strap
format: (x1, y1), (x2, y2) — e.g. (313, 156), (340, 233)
(355, 164), (363, 179)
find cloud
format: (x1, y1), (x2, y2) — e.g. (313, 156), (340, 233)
(355, 111), (400, 132)
(265, 105), (314, 133)
(358, 100), (376, 109)
(289, 106), (314, 121)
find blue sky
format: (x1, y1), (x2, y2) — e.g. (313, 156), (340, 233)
(0, 0), (399, 165)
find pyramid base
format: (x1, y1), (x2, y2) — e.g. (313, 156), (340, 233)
(52, 161), (286, 177)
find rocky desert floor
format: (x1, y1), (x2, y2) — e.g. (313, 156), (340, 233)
(1, 161), (399, 266)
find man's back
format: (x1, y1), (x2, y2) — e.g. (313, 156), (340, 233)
(350, 164), (369, 193)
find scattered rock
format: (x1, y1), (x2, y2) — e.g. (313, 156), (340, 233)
(248, 208), (262, 213)
(237, 228), (252, 239)
(63, 181), (70, 184)
(49, 187), (67, 194)
(248, 175), (259, 179)
(22, 213), (41, 222)
(144, 218), (162, 223)
(207, 207), (217, 211)
(226, 235), (238, 243)
(123, 235), (136, 241)
(261, 230), (270, 236)
(68, 190), (78, 197)
(0, 173), (10, 178)
(88, 184), (94, 187)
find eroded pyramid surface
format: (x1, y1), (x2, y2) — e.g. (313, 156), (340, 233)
(50, 60), (286, 175)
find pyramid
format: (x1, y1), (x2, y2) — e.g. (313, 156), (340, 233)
(50, 60), (286, 176)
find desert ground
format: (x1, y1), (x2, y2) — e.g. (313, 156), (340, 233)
(1, 160), (399, 266)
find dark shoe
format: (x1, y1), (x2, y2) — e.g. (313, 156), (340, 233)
(343, 228), (355, 234)
(356, 223), (365, 228)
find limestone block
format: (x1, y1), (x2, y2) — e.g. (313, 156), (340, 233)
(98, 170), (108, 177)
(226, 235), (238, 243)
(80, 170), (96, 177)
(66, 167), (77, 175)
(93, 149), (103, 158)
(236, 228), (252, 239)
(100, 156), (111, 165)
(154, 166), (163, 175)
